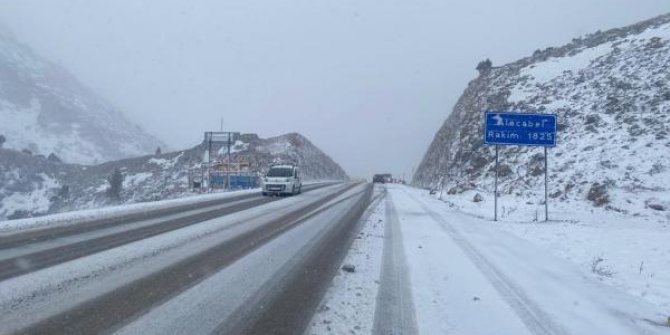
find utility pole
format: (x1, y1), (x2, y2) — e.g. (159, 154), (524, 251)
(207, 132), (212, 192)
(227, 132), (232, 190)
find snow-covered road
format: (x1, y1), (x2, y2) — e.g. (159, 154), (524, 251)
(1, 182), (668, 334)
(0, 182), (372, 334)
(310, 184), (669, 335)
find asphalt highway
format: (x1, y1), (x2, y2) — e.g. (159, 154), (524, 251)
(0, 182), (373, 335)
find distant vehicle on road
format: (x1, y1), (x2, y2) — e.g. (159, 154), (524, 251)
(373, 173), (392, 183)
(262, 164), (302, 196)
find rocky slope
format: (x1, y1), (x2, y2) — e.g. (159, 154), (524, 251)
(414, 13), (670, 216)
(0, 132), (348, 220)
(250, 133), (348, 180)
(0, 25), (164, 164)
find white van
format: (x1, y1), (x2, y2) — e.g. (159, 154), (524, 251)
(261, 164), (302, 196)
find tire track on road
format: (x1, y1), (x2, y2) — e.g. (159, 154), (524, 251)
(372, 191), (419, 335)
(0, 197), (274, 281)
(0, 184), (333, 281)
(229, 184), (373, 335)
(0, 183), (333, 249)
(16, 184), (358, 335)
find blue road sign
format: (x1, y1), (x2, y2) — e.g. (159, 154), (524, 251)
(210, 174), (227, 186)
(484, 112), (557, 147)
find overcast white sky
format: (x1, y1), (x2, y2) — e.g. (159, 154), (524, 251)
(0, 1), (667, 178)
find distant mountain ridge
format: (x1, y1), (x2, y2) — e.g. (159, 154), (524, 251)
(414, 13), (670, 214)
(0, 25), (165, 164)
(0, 132), (348, 220)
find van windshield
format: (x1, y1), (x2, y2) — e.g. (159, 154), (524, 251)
(266, 168), (294, 177)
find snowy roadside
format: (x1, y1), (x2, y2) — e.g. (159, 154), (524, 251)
(312, 184), (668, 334)
(0, 180), (341, 235)
(0, 188), (259, 234)
(307, 186), (386, 335)
(420, 187), (670, 313)
(398, 184), (667, 334)
(0, 181), (333, 234)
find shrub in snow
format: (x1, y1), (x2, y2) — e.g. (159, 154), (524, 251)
(476, 58), (493, 74)
(584, 114), (602, 126)
(57, 185), (70, 198)
(648, 163), (665, 175)
(645, 198), (666, 211)
(526, 153), (546, 176)
(648, 204), (665, 211)
(446, 181), (476, 195)
(587, 182), (609, 207)
(590, 255), (614, 278)
(470, 155), (488, 171)
(497, 164), (513, 177)
(107, 168), (124, 200)
(7, 210), (32, 220)
(473, 193), (483, 203)
(528, 164), (544, 177)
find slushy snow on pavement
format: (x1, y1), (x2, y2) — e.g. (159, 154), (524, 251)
(314, 184), (669, 334)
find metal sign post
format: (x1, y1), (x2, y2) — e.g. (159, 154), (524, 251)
(494, 145), (499, 221)
(207, 136), (213, 192)
(484, 112), (557, 222)
(227, 132), (232, 190)
(204, 131), (237, 192)
(544, 146), (549, 221)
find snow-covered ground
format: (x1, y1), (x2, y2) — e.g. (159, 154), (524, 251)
(314, 184), (669, 334)
(0, 188), (260, 234)
(429, 187), (670, 313)
(0, 172), (60, 221)
(3, 181), (668, 334)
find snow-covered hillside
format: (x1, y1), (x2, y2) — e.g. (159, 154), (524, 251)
(0, 132), (348, 220)
(0, 25), (164, 164)
(414, 13), (670, 219)
(255, 133), (349, 180)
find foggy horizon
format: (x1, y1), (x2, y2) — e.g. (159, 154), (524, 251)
(1, 1), (667, 178)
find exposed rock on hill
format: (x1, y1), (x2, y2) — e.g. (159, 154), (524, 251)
(414, 13), (670, 214)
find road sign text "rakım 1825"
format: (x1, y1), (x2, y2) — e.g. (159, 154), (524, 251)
(484, 112), (557, 147)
